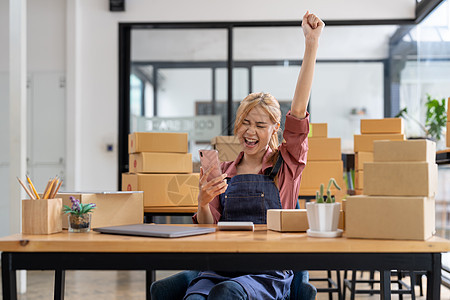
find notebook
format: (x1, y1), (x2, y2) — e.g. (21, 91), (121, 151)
(93, 224), (216, 238)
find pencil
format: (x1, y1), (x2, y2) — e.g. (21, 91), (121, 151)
(48, 177), (59, 199)
(26, 175), (40, 199)
(43, 179), (53, 199)
(17, 177), (36, 200)
(51, 179), (63, 199)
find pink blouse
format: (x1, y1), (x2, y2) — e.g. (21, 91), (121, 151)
(194, 111), (309, 224)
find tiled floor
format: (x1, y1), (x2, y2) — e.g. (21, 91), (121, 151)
(0, 270), (449, 299)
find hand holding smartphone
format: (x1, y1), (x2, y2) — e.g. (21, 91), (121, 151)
(199, 149), (222, 182)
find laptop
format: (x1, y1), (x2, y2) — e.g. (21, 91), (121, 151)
(93, 224), (216, 238)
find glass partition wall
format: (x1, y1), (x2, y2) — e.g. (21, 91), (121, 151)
(120, 0), (450, 283)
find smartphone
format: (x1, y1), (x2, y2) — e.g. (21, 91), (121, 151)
(199, 149), (222, 182)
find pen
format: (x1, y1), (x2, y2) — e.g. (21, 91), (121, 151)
(17, 177), (36, 200)
(26, 175), (40, 199)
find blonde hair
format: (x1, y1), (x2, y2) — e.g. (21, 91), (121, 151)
(234, 92), (281, 165)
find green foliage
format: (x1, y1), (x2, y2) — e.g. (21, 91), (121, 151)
(396, 94), (447, 141)
(315, 178), (341, 204)
(425, 94), (447, 141)
(62, 196), (96, 216)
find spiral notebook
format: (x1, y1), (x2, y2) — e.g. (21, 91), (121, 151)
(93, 224), (216, 238)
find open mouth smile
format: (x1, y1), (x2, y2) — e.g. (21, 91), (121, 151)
(244, 137), (259, 148)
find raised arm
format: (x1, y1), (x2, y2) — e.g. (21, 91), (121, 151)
(291, 12), (325, 119)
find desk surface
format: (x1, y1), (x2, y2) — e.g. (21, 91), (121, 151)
(0, 225), (449, 253)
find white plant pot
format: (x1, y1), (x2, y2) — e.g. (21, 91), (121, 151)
(306, 202), (341, 232)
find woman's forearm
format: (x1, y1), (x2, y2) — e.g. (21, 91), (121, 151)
(196, 204), (215, 224)
(291, 39), (319, 119)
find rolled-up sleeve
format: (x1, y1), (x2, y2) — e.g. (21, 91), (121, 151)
(279, 111), (309, 178)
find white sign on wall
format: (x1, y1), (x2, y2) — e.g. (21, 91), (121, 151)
(133, 115), (222, 142)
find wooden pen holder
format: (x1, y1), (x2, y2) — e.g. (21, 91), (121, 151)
(22, 198), (63, 234)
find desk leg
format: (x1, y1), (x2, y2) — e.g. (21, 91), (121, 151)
(427, 253), (441, 300)
(146, 270), (156, 300)
(54, 269), (66, 300)
(1, 252), (18, 300)
(380, 270), (391, 300)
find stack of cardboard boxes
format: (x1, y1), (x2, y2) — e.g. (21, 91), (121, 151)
(447, 98), (450, 148)
(211, 135), (242, 162)
(299, 123), (346, 200)
(353, 118), (405, 194)
(122, 132), (200, 208)
(346, 139), (437, 240)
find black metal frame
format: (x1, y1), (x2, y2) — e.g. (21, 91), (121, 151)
(1, 251), (442, 300)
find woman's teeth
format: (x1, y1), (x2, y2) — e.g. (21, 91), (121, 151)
(245, 138), (258, 146)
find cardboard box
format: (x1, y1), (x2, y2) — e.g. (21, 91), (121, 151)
(307, 138), (341, 161)
(267, 209), (344, 232)
(128, 132), (188, 154)
(354, 189), (364, 195)
(360, 118), (404, 134)
(57, 192), (144, 229)
(354, 134), (405, 152)
(299, 161), (344, 191)
(267, 209), (309, 232)
(129, 152), (192, 173)
(355, 152), (373, 171)
(22, 198), (62, 234)
(364, 162), (438, 197)
(211, 136), (242, 162)
(447, 122), (450, 148)
(373, 140), (436, 163)
(122, 173), (199, 207)
(346, 196), (435, 240)
(309, 123), (327, 138)
(355, 171), (364, 189)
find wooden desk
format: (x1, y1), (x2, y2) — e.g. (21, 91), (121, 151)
(1, 225), (449, 300)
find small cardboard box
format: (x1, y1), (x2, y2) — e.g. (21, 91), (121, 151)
(267, 209), (309, 232)
(364, 162), (438, 197)
(267, 209), (344, 232)
(307, 138), (341, 161)
(22, 198), (62, 234)
(129, 152), (192, 173)
(122, 173), (199, 207)
(360, 118), (404, 134)
(373, 140), (436, 163)
(355, 170), (364, 189)
(354, 134), (405, 152)
(345, 196), (435, 240)
(128, 132), (188, 154)
(355, 152), (373, 171)
(299, 161), (344, 191)
(309, 123), (327, 138)
(211, 136), (242, 162)
(57, 192), (143, 229)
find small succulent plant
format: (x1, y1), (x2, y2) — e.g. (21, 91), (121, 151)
(315, 178), (341, 203)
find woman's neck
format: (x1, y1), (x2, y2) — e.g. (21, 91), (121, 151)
(237, 148), (267, 174)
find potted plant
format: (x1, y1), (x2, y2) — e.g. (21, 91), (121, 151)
(63, 196), (96, 233)
(306, 178), (342, 238)
(396, 94), (447, 149)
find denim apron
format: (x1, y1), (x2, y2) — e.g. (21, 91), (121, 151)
(185, 155), (294, 300)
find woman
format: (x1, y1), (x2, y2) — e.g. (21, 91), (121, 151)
(152, 11), (324, 300)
